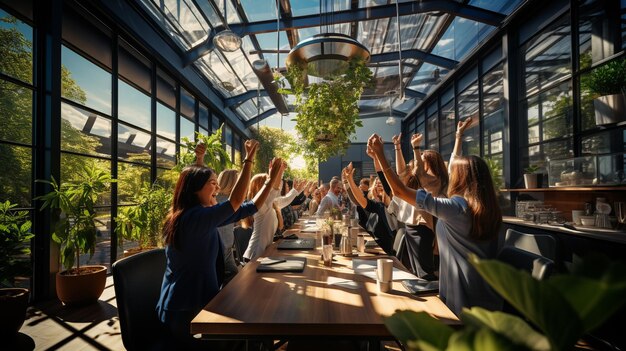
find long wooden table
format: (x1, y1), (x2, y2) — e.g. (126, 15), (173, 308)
(191, 220), (459, 344)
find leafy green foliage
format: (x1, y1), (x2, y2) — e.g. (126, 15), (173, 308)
(586, 58), (626, 96)
(483, 157), (503, 191)
(385, 254), (626, 351)
(0, 200), (34, 287)
(36, 165), (115, 271)
(281, 59), (372, 162)
(524, 164), (540, 174)
(177, 124), (232, 172)
(115, 183), (171, 249)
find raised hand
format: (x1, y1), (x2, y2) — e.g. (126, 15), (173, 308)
(457, 117), (473, 135)
(195, 142), (207, 158)
(392, 133), (402, 146)
(294, 179), (306, 192)
(342, 162), (354, 181)
(244, 139), (259, 160)
(268, 157), (282, 180)
(368, 134), (385, 157)
(410, 133), (423, 148)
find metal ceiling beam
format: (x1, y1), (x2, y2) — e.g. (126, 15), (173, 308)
(224, 90), (268, 107)
(185, 0), (505, 65)
(405, 88), (426, 99)
(244, 108), (278, 128)
(370, 50), (457, 70)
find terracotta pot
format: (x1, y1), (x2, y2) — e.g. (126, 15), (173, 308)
(0, 288), (29, 338)
(56, 265), (107, 306)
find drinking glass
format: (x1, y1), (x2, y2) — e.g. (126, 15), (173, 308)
(322, 245), (333, 267)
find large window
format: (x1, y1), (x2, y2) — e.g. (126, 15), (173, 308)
(521, 16), (573, 169)
(0, 8), (34, 290)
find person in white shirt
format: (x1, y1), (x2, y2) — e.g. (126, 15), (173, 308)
(242, 162), (307, 261)
(316, 179), (342, 216)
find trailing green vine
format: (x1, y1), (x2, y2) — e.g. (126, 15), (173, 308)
(279, 59), (372, 162)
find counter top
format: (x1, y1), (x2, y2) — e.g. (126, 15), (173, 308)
(503, 216), (626, 245)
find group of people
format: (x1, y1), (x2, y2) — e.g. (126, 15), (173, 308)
(155, 116), (504, 347)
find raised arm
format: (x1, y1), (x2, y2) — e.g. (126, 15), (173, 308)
(411, 133), (426, 177)
(452, 117), (472, 157)
(342, 162), (367, 208)
(229, 140), (258, 210)
(194, 142), (207, 167)
(251, 158), (282, 209)
(450, 117), (472, 173)
(366, 142), (382, 172)
(392, 133), (406, 176)
(369, 134), (417, 207)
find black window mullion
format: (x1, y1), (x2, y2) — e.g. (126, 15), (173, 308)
(110, 33), (119, 266)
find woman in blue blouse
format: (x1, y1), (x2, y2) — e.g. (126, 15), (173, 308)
(156, 139), (282, 344)
(368, 134), (502, 316)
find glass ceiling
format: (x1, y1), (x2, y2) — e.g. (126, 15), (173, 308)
(136, 0), (523, 125)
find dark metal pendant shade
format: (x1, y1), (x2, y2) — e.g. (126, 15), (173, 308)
(286, 33), (370, 79)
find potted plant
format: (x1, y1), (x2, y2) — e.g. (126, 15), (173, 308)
(0, 200), (34, 337)
(524, 164), (540, 189)
(280, 59), (372, 162)
(115, 182), (171, 256)
(385, 253), (626, 351)
(36, 164), (115, 306)
(586, 58), (626, 125)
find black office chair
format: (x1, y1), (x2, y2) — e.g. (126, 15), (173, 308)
(112, 248), (171, 351)
(233, 226), (253, 265)
(504, 228), (557, 261)
(497, 246), (554, 280)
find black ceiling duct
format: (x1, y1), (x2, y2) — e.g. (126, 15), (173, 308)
(251, 59), (289, 115)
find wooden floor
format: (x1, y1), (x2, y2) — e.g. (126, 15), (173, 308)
(10, 275), (124, 351)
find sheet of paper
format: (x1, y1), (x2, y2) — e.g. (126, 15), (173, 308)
(327, 276), (359, 290)
(301, 226), (320, 232)
(352, 258), (418, 281)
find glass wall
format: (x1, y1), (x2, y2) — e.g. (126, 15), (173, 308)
(0, 7), (34, 289)
(0, 1), (246, 292)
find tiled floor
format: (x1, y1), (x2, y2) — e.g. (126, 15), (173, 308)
(9, 275), (401, 351)
(10, 276), (123, 351)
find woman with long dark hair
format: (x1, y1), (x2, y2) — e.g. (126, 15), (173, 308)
(368, 133), (502, 316)
(156, 140), (282, 344)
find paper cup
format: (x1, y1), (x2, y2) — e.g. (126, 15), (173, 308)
(377, 258), (393, 283)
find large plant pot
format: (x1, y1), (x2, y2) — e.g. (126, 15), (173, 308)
(56, 265), (107, 306)
(524, 173), (538, 189)
(0, 288), (29, 338)
(594, 94), (626, 125)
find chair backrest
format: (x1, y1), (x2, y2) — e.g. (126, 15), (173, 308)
(112, 248), (167, 351)
(504, 228), (557, 261)
(233, 226), (253, 264)
(497, 246), (554, 280)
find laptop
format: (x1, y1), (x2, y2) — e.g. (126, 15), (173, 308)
(256, 257), (307, 273)
(277, 238), (316, 250)
(401, 279), (439, 294)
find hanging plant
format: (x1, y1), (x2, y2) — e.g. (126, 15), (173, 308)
(279, 59), (372, 162)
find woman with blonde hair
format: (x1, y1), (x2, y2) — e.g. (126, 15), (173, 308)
(308, 187), (322, 215)
(215, 169), (240, 283)
(369, 133), (502, 316)
(242, 162), (307, 261)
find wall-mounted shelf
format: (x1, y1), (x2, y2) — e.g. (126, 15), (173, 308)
(502, 187), (626, 192)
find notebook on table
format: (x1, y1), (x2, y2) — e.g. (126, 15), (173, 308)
(401, 279), (439, 294)
(256, 256), (307, 273)
(277, 238), (316, 250)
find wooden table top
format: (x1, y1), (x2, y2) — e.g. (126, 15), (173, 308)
(191, 219), (459, 337)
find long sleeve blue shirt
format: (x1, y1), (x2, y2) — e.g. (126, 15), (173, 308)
(156, 201), (257, 325)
